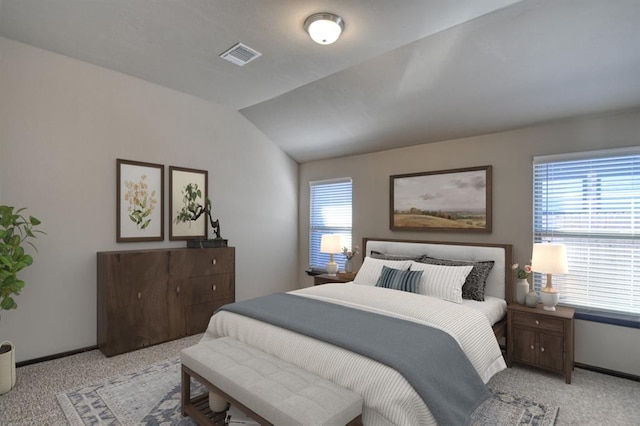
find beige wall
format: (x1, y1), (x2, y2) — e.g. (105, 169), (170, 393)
(299, 108), (640, 376)
(0, 37), (299, 362)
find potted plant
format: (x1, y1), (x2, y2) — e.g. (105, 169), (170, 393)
(0, 205), (44, 394)
(174, 184), (227, 248)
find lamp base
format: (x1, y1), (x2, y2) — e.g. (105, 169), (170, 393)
(540, 288), (559, 311)
(325, 261), (338, 276)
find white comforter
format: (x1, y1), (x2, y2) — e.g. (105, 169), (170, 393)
(202, 283), (506, 425)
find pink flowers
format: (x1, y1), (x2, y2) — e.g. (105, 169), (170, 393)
(512, 263), (532, 279)
(342, 245), (360, 259)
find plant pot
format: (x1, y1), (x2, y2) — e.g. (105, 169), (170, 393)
(187, 238), (228, 248)
(0, 341), (16, 395)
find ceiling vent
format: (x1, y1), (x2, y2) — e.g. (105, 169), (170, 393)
(219, 42), (262, 66)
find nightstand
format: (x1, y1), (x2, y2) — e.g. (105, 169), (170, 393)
(313, 273), (356, 285)
(507, 303), (575, 383)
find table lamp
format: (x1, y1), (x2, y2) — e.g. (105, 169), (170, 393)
(531, 243), (568, 311)
(320, 234), (342, 276)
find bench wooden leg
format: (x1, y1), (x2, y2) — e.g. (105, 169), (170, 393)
(181, 365), (190, 417)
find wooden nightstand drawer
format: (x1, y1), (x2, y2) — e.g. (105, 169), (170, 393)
(313, 273), (356, 285)
(507, 303), (575, 383)
(512, 311), (564, 332)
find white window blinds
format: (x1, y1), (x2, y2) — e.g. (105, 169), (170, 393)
(533, 147), (640, 315)
(309, 178), (353, 270)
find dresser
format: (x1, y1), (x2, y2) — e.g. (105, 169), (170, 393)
(507, 303), (575, 383)
(97, 247), (235, 356)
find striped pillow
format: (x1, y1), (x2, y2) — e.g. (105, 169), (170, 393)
(375, 266), (423, 294)
(353, 257), (412, 285)
(409, 262), (473, 303)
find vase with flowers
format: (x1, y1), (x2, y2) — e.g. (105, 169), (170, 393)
(341, 245), (360, 273)
(512, 262), (536, 306)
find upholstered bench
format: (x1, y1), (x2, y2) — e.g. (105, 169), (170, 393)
(181, 336), (363, 426)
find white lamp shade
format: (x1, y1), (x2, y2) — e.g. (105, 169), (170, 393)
(531, 243), (568, 274)
(304, 13), (345, 45)
(320, 234), (342, 254)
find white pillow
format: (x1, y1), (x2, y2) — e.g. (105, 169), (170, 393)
(409, 262), (473, 303)
(353, 257), (412, 285)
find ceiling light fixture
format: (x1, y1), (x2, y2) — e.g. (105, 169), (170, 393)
(304, 13), (345, 45)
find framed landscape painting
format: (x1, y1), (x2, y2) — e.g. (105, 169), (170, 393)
(117, 159), (164, 242)
(169, 166), (208, 240)
(390, 165), (492, 233)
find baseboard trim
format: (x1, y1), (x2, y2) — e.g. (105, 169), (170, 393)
(16, 345), (98, 367)
(15, 345), (639, 384)
(575, 362), (640, 382)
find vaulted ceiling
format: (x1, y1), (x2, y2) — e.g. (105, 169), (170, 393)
(2, 0), (639, 162)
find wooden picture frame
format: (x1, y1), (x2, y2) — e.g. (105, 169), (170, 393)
(390, 165), (492, 232)
(117, 159), (164, 242)
(169, 166), (208, 240)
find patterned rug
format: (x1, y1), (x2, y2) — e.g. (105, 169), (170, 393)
(471, 390), (559, 425)
(57, 357), (559, 425)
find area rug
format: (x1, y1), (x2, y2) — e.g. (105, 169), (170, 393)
(57, 357), (558, 425)
(470, 390), (559, 425)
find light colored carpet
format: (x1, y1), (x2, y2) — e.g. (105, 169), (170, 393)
(1, 334), (638, 425)
(54, 356), (558, 425)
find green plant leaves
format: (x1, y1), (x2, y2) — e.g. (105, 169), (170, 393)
(0, 296), (17, 311)
(0, 205), (44, 315)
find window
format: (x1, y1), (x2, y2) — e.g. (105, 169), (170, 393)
(309, 178), (353, 271)
(533, 147), (639, 316)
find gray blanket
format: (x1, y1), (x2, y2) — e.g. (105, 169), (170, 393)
(220, 293), (490, 425)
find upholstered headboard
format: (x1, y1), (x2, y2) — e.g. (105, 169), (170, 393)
(363, 238), (513, 303)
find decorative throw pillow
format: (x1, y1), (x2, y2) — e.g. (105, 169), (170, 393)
(375, 266), (423, 294)
(352, 257), (412, 285)
(417, 256), (495, 301)
(409, 262), (473, 303)
(370, 250), (423, 261)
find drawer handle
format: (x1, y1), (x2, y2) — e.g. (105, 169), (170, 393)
(535, 320), (540, 325)
(540, 347), (545, 352)
(176, 286), (181, 294)
(212, 284), (217, 291)
(211, 258), (217, 265)
(530, 345), (535, 350)
(137, 292), (142, 300)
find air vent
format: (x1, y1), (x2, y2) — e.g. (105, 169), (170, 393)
(219, 42), (262, 66)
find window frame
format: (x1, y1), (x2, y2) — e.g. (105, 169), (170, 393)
(309, 177), (353, 271)
(532, 146), (640, 327)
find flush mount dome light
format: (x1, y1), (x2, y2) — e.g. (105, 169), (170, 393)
(304, 13), (345, 45)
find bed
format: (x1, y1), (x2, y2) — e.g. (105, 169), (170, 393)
(199, 237), (513, 425)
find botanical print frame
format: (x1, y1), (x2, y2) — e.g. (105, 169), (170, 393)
(390, 165), (492, 233)
(117, 159), (164, 242)
(169, 166), (208, 240)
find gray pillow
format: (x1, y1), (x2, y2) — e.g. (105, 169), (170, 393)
(370, 250), (423, 261)
(417, 256), (494, 301)
(375, 266), (423, 294)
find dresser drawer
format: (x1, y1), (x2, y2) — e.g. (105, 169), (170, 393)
(170, 248), (234, 277)
(183, 274), (234, 305)
(512, 311), (564, 332)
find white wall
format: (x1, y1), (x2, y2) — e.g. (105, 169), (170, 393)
(299, 108), (640, 376)
(0, 37), (299, 362)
